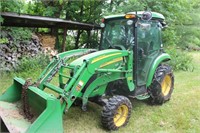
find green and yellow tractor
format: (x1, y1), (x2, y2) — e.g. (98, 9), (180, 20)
(0, 11), (174, 132)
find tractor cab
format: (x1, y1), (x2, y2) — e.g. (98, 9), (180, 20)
(100, 11), (167, 92)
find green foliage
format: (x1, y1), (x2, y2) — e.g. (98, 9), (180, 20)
(103, 0), (147, 16)
(44, 6), (58, 16)
(162, 27), (180, 47)
(166, 48), (194, 71)
(65, 35), (75, 51)
(0, 16), (4, 23)
(0, 27), (32, 45)
(183, 35), (200, 50)
(1, 0), (199, 71)
(0, 53), (50, 81)
(176, 6), (200, 50)
(15, 52), (50, 73)
(25, 1), (44, 15)
(9, 27), (32, 43)
(0, 30), (10, 45)
(1, 27), (32, 44)
(0, 0), (23, 13)
(38, 28), (50, 33)
(0, 38), (9, 44)
(190, 37), (200, 47)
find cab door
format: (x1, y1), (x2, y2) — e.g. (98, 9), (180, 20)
(136, 20), (162, 86)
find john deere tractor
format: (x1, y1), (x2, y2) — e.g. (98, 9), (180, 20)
(0, 11), (174, 132)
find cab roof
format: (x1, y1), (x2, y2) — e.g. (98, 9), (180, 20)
(104, 11), (165, 20)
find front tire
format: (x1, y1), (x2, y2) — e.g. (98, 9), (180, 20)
(101, 95), (132, 130)
(148, 64), (174, 104)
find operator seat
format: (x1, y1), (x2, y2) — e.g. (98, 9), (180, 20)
(138, 42), (150, 57)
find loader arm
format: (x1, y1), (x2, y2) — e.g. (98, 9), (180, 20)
(0, 49), (96, 133)
(60, 49), (134, 111)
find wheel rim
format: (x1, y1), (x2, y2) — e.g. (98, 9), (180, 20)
(161, 75), (172, 96)
(113, 104), (129, 127)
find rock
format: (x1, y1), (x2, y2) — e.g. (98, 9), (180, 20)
(159, 121), (166, 127)
(32, 34), (39, 41)
(0, 31), (52, 71)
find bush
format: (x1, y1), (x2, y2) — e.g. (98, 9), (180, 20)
(176, 25), (200, 50)
(0, 27), (33, 47)
(162, 27), (180, 47)
(9, 27), (32, 44)
(166, 48), (194, 71)
(0, 52), (50, 79)
(15, 52), (50, 72)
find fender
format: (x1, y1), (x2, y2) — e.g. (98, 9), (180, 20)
(146, 53), (171, 87)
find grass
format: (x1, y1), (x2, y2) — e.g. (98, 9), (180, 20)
(0, 52), (200, 133)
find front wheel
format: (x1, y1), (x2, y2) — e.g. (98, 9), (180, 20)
(148, 64), (174, 104)
(101, 95), (132, 130)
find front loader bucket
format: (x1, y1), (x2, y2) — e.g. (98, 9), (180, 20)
(0, 77), (63, 133)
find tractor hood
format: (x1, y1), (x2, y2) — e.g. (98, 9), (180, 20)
(70, 49), (126, 66)
(69, 48), (129, 76)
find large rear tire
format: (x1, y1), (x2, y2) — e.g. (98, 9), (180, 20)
(148, 64), (174, 104)
(101, 95), (132, 130)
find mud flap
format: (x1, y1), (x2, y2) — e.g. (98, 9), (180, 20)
(0, 77), (63, 133)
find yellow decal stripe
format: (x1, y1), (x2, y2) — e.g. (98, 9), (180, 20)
(127, 77), (133, 80)
(91, 53), (121, 64)
(100, 57), (123, 68)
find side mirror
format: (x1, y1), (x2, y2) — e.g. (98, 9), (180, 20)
(141, 11), (152, 21)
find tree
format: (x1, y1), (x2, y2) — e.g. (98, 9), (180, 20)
(23, 0), (103, 51)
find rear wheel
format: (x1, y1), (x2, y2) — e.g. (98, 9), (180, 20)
(148, 64), (174, 104)
(101, 95), (132, 130)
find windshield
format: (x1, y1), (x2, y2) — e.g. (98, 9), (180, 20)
(100, 19), (134, 50)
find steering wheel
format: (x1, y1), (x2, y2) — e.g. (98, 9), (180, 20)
(105, 37), (126, 50)
(105, 37), (112, 46)
(113, 45), (126, 50)
(110, 44), (126, 50)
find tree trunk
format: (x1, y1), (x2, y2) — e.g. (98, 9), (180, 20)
(52, 3), (62, 51)
(87, 30), (91, 48)
(75, 30), (81, 49)
(110, 0), (113, 12)
(52, 27), (60, 50)
(62, 27), (67, 52)
(74, 0), (84, 49)
(65, 1), (72, 20)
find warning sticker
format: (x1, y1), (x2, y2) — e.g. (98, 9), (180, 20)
(76, 80), (84, 91)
